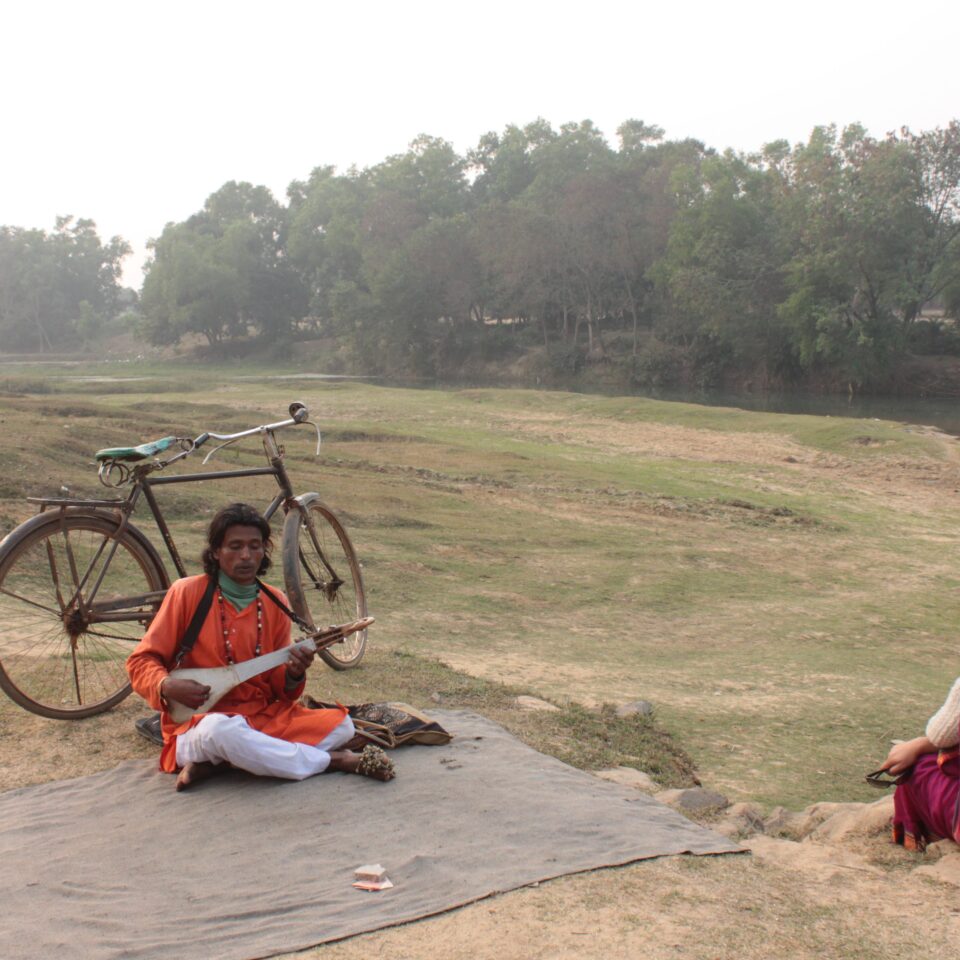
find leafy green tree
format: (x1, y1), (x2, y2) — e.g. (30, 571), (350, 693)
(473, 201), (563, 345)
(655, 148), (791, 385)
(140, 225), (239, 346)
(286, 167), (369, 331)
(468, 119), (558, 203)
(898, 122), (960, 324)
(124, 114), (960, 388)
(0, 217), (129, 352)
(657, 122), (960, 388)
(367, 216), (487, 375)
(140, 182), (307, 347)
(606, 136), (703, 354)
(285, 136), (472, 364)
(616, 118), (665, 155)
(777, 124), (960, 385)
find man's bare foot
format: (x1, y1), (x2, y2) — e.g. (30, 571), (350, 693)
(175, 761), (221, 792)
(329, 746), (395, 781)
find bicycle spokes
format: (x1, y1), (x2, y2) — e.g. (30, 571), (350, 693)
(0, 517), (166, 717)
(298, 545), (344, 602)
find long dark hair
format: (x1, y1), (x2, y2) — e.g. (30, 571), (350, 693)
(201, 502), (273, 577)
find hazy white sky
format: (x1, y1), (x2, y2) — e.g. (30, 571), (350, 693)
(3, 0), (958, 286)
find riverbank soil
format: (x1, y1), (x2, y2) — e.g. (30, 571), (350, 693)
(2, 368), (960, 958)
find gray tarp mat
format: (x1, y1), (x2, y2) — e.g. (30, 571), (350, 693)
(0, 710), (740, 960)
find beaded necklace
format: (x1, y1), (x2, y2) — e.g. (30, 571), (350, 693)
(217, 588), (263, 664)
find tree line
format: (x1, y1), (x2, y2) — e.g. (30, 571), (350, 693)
(0, 217), (130, 352)
(4, 118), (960, 391)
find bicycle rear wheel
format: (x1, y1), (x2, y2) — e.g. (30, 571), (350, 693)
(0, 512), (168, 719)
(282, 496), (367, 670)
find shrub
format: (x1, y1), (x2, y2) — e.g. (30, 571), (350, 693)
(628, 340), (684, 388)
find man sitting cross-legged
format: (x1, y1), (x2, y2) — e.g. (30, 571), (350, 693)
(127, 502), (394, 791)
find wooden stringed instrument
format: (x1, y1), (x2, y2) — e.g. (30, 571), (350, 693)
(166, 617), (374, 724)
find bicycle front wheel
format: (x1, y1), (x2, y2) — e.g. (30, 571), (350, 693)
(282, 496), (367, 670)
(0, 512), (168, 719)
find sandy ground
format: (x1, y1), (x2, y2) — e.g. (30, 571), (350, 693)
(292, 857), (959, 960)
(289, 797), (960, 960)
(5, 697), (958, 960)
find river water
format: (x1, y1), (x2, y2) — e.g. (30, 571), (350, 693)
(626, 389), (960, 438)
(412, 378), (960, 438)
(10, 361), (960, 439)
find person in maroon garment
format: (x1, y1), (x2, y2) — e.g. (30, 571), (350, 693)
(879, 678), (960, 850)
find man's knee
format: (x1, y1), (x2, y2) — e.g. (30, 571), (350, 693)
(316, 714), (355, 752)
(196, 712), (249, 752)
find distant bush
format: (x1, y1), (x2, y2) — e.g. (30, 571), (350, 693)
(690, 334), (735, 390)
(480, 324), (526, 362)
(908, 320), (960, 357)
(543, 342), (585, 377)
(627, 340), (684, 388)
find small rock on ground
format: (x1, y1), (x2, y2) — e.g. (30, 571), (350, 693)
(711, 802), (766, 838)
(658, 787), (729, 813)
(810, 796), (893, 842)
(786, 801), (852, 838)
(763, 805), (804, 837)
(924, 839), (958, 862)
(593, 767), (658, 791)
(615, 700), (654, 718)
(514, 695), (560, 712)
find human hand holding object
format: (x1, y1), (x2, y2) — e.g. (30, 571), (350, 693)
(161, 677), (211, 710)
(285, 643), (315, 682)
(881, 736), (936, 775)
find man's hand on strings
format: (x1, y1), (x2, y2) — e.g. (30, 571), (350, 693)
(285, 645), (315, 683)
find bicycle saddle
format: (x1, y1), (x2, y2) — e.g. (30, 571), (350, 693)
(94, 436), (180, 462)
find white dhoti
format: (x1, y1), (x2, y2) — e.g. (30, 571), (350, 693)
(175, 712), (356, 780)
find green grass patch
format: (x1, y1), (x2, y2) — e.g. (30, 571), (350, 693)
(1, 364), (958, 810)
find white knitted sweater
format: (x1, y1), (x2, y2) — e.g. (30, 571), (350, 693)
(925, 677), (960, 748)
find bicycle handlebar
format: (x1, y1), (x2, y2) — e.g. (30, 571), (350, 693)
(195, 400), (320, 465)
(200, 401), (310, 445)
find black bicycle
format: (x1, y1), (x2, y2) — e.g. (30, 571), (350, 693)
(0, 401), (367, 720)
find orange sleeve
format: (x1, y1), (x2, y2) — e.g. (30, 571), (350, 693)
(126, 578), (194, 710)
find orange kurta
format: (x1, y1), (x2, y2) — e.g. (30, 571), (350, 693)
(127, 574), (347, 773)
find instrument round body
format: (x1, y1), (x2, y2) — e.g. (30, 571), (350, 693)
(165, 664), (243, 724)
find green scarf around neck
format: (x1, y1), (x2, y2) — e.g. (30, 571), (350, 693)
(217, 570), (258, 610)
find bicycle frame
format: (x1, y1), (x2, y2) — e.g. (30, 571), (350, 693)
(0, 400), (367, 719)
(136, 433), (298, 580)
(25, 415), (311, 621)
